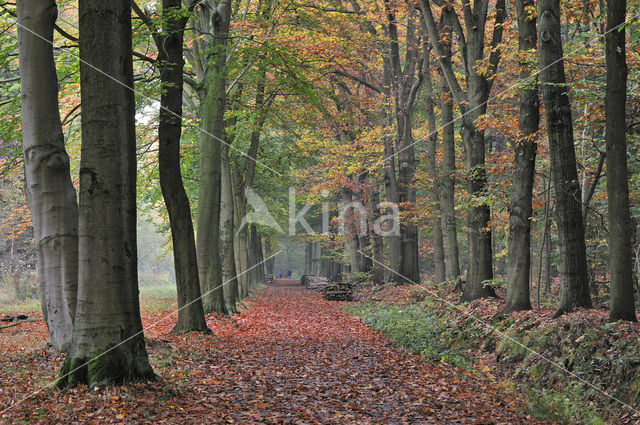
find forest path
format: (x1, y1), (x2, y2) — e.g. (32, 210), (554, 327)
(0, 283), (549, 424)
(169, 283), (546, 424)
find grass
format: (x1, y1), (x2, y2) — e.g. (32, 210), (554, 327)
(0, 283), (177, 315)
(345, 282), (640, 425)
(0, 297), (41, 314)
(140, 284), (177, 299)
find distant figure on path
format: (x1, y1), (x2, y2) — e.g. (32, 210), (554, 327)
(277, 269), (283, 279)
(286, 269), (292, 279)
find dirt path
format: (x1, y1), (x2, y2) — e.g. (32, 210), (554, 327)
(1, 282), (547, 424)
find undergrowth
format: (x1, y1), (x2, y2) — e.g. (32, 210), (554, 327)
(346, 282), (640, 425)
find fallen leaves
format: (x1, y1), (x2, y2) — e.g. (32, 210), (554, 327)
(1, 284), (550, 424)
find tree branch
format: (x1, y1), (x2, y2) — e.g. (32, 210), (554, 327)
(330, 69), (381, 93)
(419, 0), (466, 108)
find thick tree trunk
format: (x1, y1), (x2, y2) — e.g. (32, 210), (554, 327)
(460, 111), (495, 301)
(17, 0), (78, 352)
(605, 0), (636, 322)
(459, 27), (497, 301)
(157, 0), (209, 331)
(196, 1), (230, 315)
(538, 0), (592, 314)
(58, 0), (154, 387)
(505, 0), (539, 313)
(220, 146), (238, 314)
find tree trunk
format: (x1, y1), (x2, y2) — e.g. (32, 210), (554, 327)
(605, 0), (636, 322)
(505, 0), (539, 313)
(157, 0), (209, 331)
(538, 0), (592, 315)
(343, 187), (362, 274)
(420, 0), (505, 300)
(370, 186), (385, 284)
(196, 1), (231, 315)
(17, 0), (78, 352)
(381, 54), (402, 277)
(424, 51), (445, 283)
(233, 188), (250, 297)
(264, 238), (274, 275)
(58, 0), (154, 387)
(438, 73), (460, 281)
(250, 225), (265, 284)
(460, 113), (496, 301)
(220, 145), (238, 314)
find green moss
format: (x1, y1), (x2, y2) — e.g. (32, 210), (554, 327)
(57, 344), (155, 389)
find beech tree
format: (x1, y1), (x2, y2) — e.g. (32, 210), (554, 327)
(605, 0), (636, 322)
(57, 0), (155, 387)
(132, 0), (210, 331)
(17, 0), (78, 352)
(504, 0), (539, 313)
(193, 0), (231, 314)
(538, 0), (592, 315)
(420, 0), (506, 300)
(436, 16), (460, 282)
(384, 3), (421, 284)
(423, 50), (446, 283)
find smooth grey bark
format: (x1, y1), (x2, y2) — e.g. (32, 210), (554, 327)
(195, 0), (230, 315)
(233, 187), (250, 297)
(58, 0), (154, 387)
(17, 0), (78, 352)
(220, 144), (238, 314)
(504, 0), (539, 313)
(230, 75), (267, 294)
(538, 0), (592, 315)
(605, 0), (636, 322)
(153, 0), (209, 331)
(420, 0), (505, 300)
(424, 51), (445, 283)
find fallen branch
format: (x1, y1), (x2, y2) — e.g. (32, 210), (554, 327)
(0, 318), (38, 330)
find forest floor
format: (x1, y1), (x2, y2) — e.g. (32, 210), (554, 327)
(0, 279), (548, 424)
(348, 282), (640, 425)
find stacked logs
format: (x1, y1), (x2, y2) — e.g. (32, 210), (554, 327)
(322, 282), (353, 301)
(301, 275), (329, 292)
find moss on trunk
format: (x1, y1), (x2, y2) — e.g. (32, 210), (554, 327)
(57, 345), (156, 389)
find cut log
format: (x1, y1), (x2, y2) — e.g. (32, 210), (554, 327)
(323, 282), (353, 301)
(302, 275), (329, 292)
